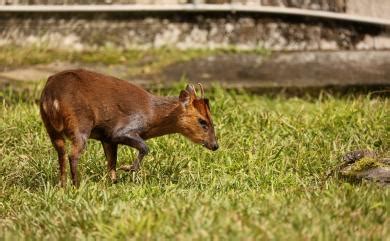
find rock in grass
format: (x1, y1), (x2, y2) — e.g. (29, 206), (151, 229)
(340, 150), (390, 185)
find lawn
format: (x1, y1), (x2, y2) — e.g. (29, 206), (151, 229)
(0, 85), (389, 240)
(0, 45), (269, 75)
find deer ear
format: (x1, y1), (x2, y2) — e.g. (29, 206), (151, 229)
(179, 90), (191, 107)
(204, 98), (210, 109)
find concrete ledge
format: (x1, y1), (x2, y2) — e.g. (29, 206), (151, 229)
(0, 4), (389, 26)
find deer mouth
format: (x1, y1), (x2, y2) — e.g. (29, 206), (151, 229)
(203, 142), (219, 151)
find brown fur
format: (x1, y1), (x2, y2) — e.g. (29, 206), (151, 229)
(40, 69), (218, 187)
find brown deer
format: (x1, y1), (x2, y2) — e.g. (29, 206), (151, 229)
(40, 69), (218, 187)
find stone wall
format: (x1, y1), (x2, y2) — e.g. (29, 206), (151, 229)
(0, 12), (389, 51)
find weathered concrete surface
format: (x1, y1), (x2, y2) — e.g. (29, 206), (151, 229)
(1, 51), (389, 92)
(0, 0), (347, 12)
(1, 13), (389, 51)
(347, 0), (390, 20)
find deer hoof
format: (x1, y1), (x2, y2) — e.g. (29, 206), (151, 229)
(110, 170), (117, 183)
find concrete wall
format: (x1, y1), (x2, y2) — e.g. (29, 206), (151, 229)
(0, 0), (348, 12)
(1, 13), (389, 51)
(347, 0), (390, 19)
(260, 0), (346, 12)
(3, 0), (390, 18)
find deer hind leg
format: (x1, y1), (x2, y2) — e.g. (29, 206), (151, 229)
(68, 134), (87, 187)
(42, 116), (67, 187)
(49, 134), (67, 187)
(53, 137), (67, 187)
(102, 141), (118, 182)
(113, 134), (149, 172)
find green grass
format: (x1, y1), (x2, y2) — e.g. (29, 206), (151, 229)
(0, 45), (270, 75)
(0, 86), (389, 240)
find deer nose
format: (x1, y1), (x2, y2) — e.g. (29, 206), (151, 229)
(211, 143), (219, 151)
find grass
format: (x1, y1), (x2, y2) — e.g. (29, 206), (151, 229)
(0, 45), (270, 75)
(0, 85), (389, 240)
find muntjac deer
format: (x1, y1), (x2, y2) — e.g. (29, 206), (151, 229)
(40, 69), (218, 187)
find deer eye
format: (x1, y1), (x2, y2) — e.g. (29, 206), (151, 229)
(198, 118), (208, 130)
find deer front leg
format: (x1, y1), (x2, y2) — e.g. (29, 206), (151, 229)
(113, 134), (149, 172)
(102, 141), (118, 182)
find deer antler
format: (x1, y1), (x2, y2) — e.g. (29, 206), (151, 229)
(186, 84), (197, 96)
(197, 83), (204, 98)
(191, 84), (197, 97)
